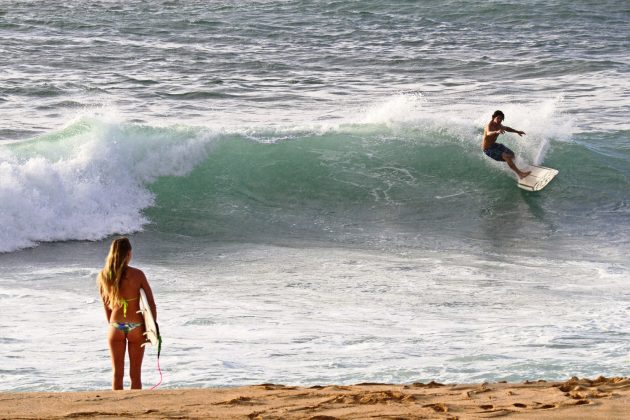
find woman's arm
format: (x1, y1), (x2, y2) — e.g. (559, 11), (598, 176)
(99, 286), (112, 322)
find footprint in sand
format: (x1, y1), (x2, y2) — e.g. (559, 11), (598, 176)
(215, 396), (255, 406)
(422, 403), (448, 412)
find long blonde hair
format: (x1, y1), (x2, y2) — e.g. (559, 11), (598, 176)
(98, 237), (132, 309)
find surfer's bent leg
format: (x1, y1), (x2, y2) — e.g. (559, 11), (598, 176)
(108, 326), (127, 390)
(502, 152), (531, 179)
(126, 326), (146, 389)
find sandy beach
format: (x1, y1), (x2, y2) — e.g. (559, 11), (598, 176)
(2, 377), (629, 419)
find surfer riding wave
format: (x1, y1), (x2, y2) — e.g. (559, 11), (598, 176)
(482, 110), (530, 179)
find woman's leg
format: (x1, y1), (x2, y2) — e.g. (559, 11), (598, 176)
(127, 327), (146, 389)
(108, 326), (127, 390)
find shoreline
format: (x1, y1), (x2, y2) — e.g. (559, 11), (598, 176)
(2, 377), (629, 419)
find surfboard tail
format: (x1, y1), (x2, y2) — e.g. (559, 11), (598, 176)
(517, 165), (559, 191)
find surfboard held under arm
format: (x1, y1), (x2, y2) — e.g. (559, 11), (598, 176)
(517, 165), (558, 191)
(138, 288), (159, 347)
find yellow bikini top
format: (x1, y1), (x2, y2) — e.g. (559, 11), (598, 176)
(119, 297), (138, 318)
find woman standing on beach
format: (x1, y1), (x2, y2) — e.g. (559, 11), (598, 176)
(97, 237), (157, 390)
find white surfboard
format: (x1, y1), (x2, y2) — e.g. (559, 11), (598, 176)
(517, 165), (558, 191)
(138, 288), (159, 347)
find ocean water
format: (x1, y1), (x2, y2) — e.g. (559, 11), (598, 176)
(0, 1), (629, 391)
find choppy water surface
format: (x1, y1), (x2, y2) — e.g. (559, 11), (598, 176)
(0, 0), (628, 391)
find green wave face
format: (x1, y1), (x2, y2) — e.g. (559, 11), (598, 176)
(2, 116), (628, 253)
(146, 126), (630, 252)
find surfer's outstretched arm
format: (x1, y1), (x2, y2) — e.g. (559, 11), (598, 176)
(501, 125), (526, 136)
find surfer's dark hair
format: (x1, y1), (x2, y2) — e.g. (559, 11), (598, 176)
(492, 110), (505, 120)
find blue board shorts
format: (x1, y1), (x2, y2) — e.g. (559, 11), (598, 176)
(484, 143), (514, 161)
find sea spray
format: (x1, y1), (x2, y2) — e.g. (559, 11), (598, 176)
(0, 118), (217, 252)
(0, 98), (584, 252)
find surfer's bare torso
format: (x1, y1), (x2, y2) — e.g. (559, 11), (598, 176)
(482, 120), (506, 151)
